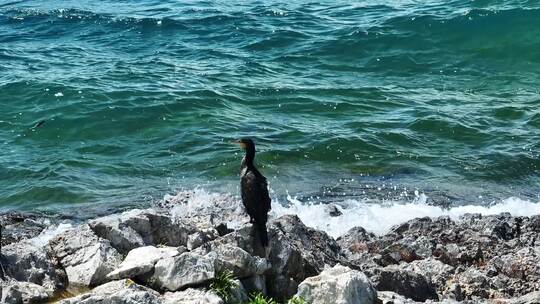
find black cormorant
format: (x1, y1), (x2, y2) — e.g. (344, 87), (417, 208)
(234, 138), (271, 247)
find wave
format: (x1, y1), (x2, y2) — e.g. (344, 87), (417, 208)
(165, 189), (540, 239)
(273, 195), (540, 238)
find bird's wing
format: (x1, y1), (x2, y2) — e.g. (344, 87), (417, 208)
(257, 171), (272, 212)
(241, 169), (272, 217)
(241, 171), (258, 216)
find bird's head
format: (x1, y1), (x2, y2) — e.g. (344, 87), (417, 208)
(233, 138), (255, 150)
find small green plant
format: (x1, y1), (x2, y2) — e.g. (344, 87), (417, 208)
(247, 292), (277, 304)
(287, 296), (306, 304)
(210, 270), (236, 303)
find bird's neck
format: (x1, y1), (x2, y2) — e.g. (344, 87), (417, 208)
(242, 148), (255, 169)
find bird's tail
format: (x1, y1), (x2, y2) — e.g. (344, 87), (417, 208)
(256, 222), (269, 247)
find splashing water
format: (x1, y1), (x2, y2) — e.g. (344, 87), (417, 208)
(163, 188), (540, 238)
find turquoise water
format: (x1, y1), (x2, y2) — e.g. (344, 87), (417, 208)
(1, 0), (539, 216)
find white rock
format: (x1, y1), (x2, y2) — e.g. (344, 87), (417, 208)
(1, 241), (67, 295)
(0, 281), (49, 304)
(88, 209), (194, 254)
(403, 258), (455, 293)
(152, 252), (216, 291)
(87, 209), (154, 254)
(378, 291), (422, 304)
(107, 246), (181, 280)
(58, 279), (162, 304)
(202, 244), (270, 278)
(296, 264), (377, 304)
(162, 289), (223, 304)
(49, 225), (122, 287)
(187, 228), (219, 250)
(506, 291), (540, 304)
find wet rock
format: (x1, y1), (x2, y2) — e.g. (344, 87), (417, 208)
(0, 212), (49, 246)
(266, 215), (347, 301)
(337, 226), (376, 255)
(0, 280), (49, 304)
(165, 190), (247, 231)
(187, 228), (220, 250)
(106, 246), (182, 280)
(373, 265), (438, 302)
(325, 204), (343, 217)
(49, 224), (122, 287)
(208, 224), (262, 256)
(152, 251), (216, 291)
(374, 244), (421, 266)
(296, 264), (377, 304)
(58, 279), (162, 304)
(88, 209), (195, 254)
(161, 288), (223, 304)
(215, 223), (234, 236)
(2, 241), (67, 295)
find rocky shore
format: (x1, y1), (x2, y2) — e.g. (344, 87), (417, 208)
(1, 192), (539, 303)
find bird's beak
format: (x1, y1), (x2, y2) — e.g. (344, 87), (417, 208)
(232, 140), (246, 149)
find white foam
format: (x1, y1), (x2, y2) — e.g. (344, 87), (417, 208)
(167, 188), (246, 229)
(163, 188), (540, 239)
(271, 195), (540, 238)
(29, 222), (74, 247)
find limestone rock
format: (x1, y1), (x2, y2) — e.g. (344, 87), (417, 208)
(296, 264), (377, 304)
(374, 243), (421, 266)
(403, 258), (455, 294)
(88, 209), (195, 254)
(0, 212), (49, 246)
(374, 265), (438, 302)
(337, 226), (376, 256)
(325, 204), (343, 217)
(0, 281), (49, 304)
(2, 241), (67, 295)
(453, 268), (489, 299)
(58, 279), (162, 304)
(195, 243), (270, 279)
(505, 291), (540, 304)
(187, 228), (220, 250)
(489, 247), (540, 280)
(229, 279), (250, 303)
(377, 291), (422, 304)
(107, 245), (182, 280)
(152, 251), (215, 291)
(161, 288), (223, 304)
(266, 215), (347, 301)
(241, 275), (267, 295)
(49, 224), (122, 287)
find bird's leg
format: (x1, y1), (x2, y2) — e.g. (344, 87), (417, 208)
(0, 258), (4, 280)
